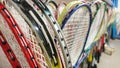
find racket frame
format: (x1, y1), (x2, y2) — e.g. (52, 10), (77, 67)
(0, 3), (38, 68)
(61, 3), (92, 68)
(0, 31), (21, 68)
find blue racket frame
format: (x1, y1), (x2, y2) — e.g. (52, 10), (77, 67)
(61, 4), (92, 68)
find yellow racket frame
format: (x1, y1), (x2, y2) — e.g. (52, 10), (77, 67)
(57, 1), (82, 24)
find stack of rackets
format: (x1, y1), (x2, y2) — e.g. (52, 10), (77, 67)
(0, 0), (115, 68)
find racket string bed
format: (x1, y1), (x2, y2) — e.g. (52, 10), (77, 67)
(61, 3), (92, 67)
(63, 9), (89, 65)
(0, 3), (39, 68)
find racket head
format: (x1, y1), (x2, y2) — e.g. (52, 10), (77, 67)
(84, 2), (106, 51)
(61, 3), (92, 67)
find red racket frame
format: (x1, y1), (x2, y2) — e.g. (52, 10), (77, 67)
(0, 31), (21, 68)
(0, 3), (39, 68)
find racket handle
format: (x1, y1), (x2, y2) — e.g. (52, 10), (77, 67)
(95, 51), (101, 63)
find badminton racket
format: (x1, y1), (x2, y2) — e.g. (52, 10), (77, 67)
(87, 0), (99, 63)
(61, 3), (92, 68)
(84, 3), (107, 67)
(87, 9), (107, 66)
(0, 3), (38, 68)
(76, 2), (106, 68)
(84, 2), (106, 51)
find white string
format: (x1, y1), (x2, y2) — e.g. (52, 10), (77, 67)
(62, 6), (90, 66)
